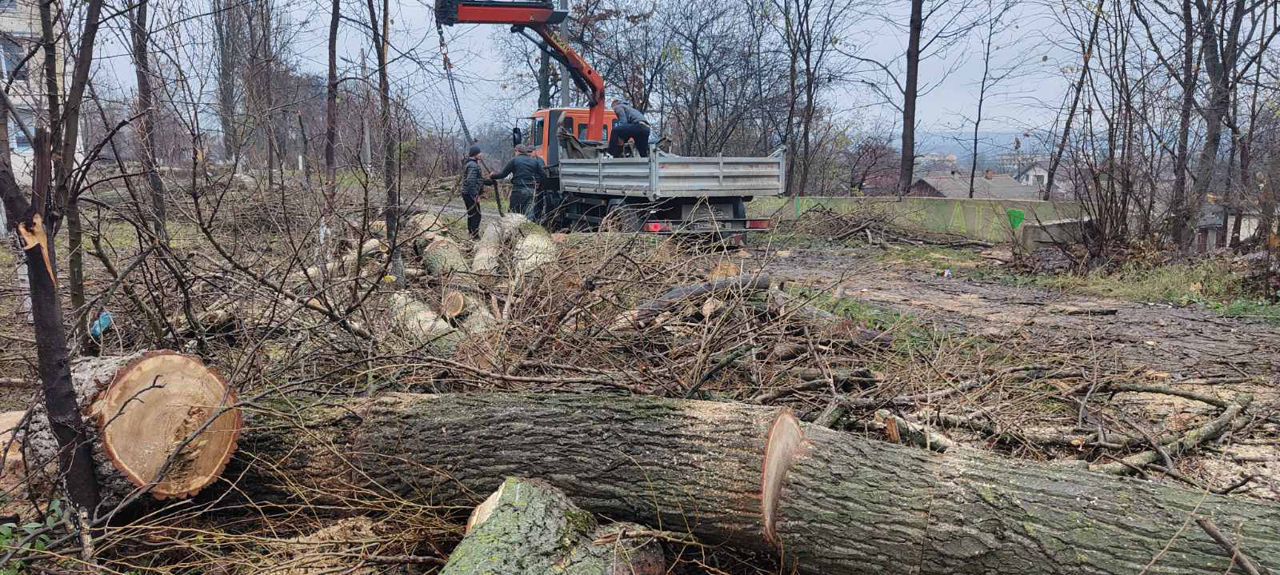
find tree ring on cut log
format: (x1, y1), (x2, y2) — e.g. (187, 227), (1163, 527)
(761, 410), (807, 545)
(89, 351), (242, 500)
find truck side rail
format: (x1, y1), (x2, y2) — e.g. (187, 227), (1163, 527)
(560, 152), (785, 199)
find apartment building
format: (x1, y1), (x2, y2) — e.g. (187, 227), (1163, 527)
(0, 0), (44, 184)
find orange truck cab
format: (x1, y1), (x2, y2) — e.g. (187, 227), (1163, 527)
(518, 107), (617, 166)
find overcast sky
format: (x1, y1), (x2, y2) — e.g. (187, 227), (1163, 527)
(87, 0), (1079, 153)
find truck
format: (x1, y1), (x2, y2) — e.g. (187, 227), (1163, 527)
(435, 0), (783, 235)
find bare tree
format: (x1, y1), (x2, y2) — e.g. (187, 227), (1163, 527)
(129, 0), (167, 243)
(966, 0), (1018, 198)
(1044, 0), (1104, 202)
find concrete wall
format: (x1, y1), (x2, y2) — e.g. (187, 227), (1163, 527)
(755, 196), (1084, 243)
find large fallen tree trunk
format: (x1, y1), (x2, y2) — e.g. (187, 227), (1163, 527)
(235, 392), (1280, 575)
(24, 352), (242, 514)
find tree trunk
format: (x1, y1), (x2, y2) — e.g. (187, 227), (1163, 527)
(325, 0), (339, 204)
(387, 293), (463, 355)
(443, 477), (664, 574)
(897, 0), (923, 197)
(23, 352), (242, 515)
(421, 237), (466, 275)
(213, 0), (242, 161)
(130, 0), (168, 244)
(0, 126), (101, 519)
(367, 0), (402, 286)
(1184, 0), (1247, 250)
(1169, 0), (1197, 246)
(234, 392), (1280, 575)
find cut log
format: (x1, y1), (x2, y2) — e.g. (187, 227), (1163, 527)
(443, 477), (664, 575)
(26, 351), (241, 512)
(438, 290), (495, 335)
(236, 393), (1280, 575)
(421, 237), (467, 275)
(295, 238), (385, 286)
(472, 214), (527, 275)
(387, 293), (462, 355)
(615, 274), (771, 329)
(511, 221), (557, 279)
(440, 290), (467, 320)
(0, 410), (28, 516)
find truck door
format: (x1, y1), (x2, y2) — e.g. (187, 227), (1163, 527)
(545, 110), (561, 168)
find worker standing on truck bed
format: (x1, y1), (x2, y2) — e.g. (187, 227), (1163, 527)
(460, 145), (485, 239)
(490, 144), (547, 218)
(608, 99), (650, 158)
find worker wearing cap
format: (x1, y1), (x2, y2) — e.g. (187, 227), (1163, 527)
(460, 144), (485, 239)
(490, 144), (547, 218)
(607, 99), (651, 158)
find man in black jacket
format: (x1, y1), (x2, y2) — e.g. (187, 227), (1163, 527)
(460, 145), (485, 239)
(490, 144), (547, 218)
(607, 98), (651, 158)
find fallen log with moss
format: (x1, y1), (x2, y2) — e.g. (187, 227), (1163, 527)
(442, 477), (664, 575)
(234, 392), (1280, 575)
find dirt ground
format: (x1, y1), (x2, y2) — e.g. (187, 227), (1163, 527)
(762, 246), (1279, 380)
(753, 242), (1280, 498)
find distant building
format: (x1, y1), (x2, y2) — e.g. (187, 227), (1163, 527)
(909, 170), (1041, 200)
(914, 152), (957, 172)
(0, 0), (43, 184)
(1014, 161), (1049, 189)
(995, 151), (1051, 174)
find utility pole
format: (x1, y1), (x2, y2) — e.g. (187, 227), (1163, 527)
(559, 0), (569, 107)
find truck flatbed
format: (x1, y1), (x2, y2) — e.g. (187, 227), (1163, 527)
(559, 151), (785, 200)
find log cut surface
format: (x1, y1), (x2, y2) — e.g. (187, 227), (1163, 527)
(89, 351), (242, 499)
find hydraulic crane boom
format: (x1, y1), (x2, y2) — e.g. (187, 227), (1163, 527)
(435, 0), (607, 141)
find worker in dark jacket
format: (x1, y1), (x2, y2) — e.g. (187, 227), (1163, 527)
(607, 98), (651, 158)
(490, 144), (546, 218)
(460, 145), (485, 239)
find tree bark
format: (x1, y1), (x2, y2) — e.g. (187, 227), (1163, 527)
(234, 392), (1280, 575)
(896, 0), (923, 197)
(443, 477), (664, 575)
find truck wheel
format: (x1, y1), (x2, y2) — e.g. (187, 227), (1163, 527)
(603, 202), (644, 232)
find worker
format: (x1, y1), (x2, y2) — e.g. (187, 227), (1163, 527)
(607, 98), (650, 158)
(460, 144), (485, 239)
(490, 144), (547, 218)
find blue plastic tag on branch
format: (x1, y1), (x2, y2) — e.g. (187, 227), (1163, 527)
(89, 310), (114, 340)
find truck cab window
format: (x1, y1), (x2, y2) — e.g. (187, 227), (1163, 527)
(532, 119), (545, 146)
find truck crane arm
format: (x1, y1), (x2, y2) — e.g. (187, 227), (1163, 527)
(435, 0), (608, 141)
